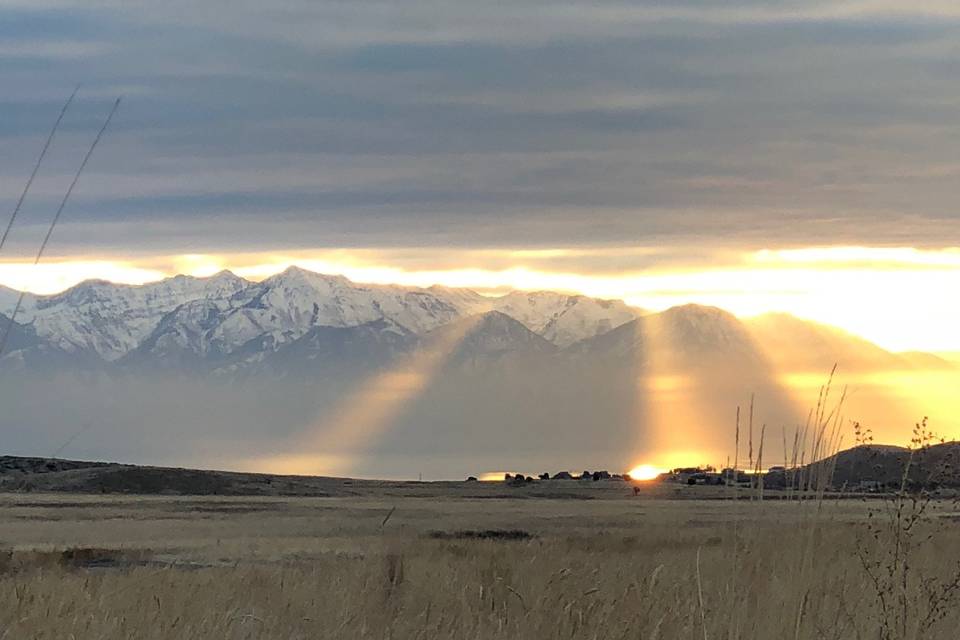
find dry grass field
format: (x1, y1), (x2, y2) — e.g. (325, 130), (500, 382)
(2, 486), (960, 639)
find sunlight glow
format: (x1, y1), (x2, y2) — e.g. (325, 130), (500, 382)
(253, 315), (483, 477)
(1, 244), (960, 350)
(171, 254), (226, 278)
(627, 464), (662, 481)
(632, 313), (735, 472)
(754, 246), (960, 268)
(479, 471), (519, 481)
(780, 369), (960, 447)
(0, 260), (165, 294)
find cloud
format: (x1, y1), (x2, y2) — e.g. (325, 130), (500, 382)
(0, 39), (110, 58)
(1, 1), (960, 258)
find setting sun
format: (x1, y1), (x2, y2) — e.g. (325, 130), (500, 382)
(627, 465), (663, 481)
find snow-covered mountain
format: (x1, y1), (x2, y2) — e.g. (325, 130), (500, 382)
(6, 271), (247, 361)
(0, 267), (948, 382)
(222, 266), (472, 341)
(0, 267), (639, 366)
(490, 291), (639, 347)
(123, 267), (476, 367)
(1, 273), (952, 476)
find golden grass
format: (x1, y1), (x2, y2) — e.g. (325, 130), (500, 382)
(1, 492), (959, 639)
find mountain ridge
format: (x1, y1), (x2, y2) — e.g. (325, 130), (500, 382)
(0, 270), (952, 480)
(0, 267), (948, 379)
(0, 269), (642, 364)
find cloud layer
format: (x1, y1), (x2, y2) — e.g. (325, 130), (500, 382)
(2, 1), (960, 258)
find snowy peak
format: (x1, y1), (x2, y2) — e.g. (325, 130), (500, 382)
(123, 299), (231, 368)
(0, 268), (645, 363)
(244, 267), (466, 336)
(0, 311), (98, 372)
(186, 270), (248, 296)
(491, 291), (639, 347)
(427, 285), (490, 315)
(260, 266), (353, 293)
(37, 271), (247, 311)
(128, 268), (486, 366)
(0, 267), (947, 384)
(16, 272), (250, 361)
(3, 268), (932, 378)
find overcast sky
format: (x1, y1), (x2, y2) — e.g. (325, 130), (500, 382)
(1, 0), (960, 255)
(3, 2), (960, 350)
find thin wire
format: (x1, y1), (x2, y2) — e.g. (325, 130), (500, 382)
(51, 421), (94, 459)
(0, 97), (122, 360)
(0, 85), (80, 254)
(36, 97), (122, 267)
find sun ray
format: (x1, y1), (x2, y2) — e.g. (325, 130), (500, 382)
(631, 312), (719, 471)
(628, 308), (814, 472)
(250, 314), (484, 477)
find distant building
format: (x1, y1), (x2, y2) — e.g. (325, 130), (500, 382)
(763, 467), (788, 489)
(722, 468), (750, 485)
(666, 466), (723, 485)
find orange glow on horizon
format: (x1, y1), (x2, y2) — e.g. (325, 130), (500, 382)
(0, 244), (959, 351)
(627, 464), (663, 481)
(478, 471), (519, 481)
(1, 247), (957, 469)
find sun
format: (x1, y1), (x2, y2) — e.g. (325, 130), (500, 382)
(627, 464), (662, 481)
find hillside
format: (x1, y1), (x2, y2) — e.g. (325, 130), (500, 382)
(6, 443), (960, 497)
(0, 455), (649, 499)
(824, 442), (960, 489)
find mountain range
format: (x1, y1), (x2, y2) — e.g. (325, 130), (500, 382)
(0, 266), (941, 377)
(0, 268), (638, 372)
(0, 267), (951, 478)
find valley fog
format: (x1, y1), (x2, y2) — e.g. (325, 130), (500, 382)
(2, 345), (952, 479)
(1, 269), (955, 478)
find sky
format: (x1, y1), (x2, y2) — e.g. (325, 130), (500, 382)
(2, 1), (960, 351)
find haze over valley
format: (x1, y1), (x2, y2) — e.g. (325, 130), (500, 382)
(1, 267), (952, 479)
